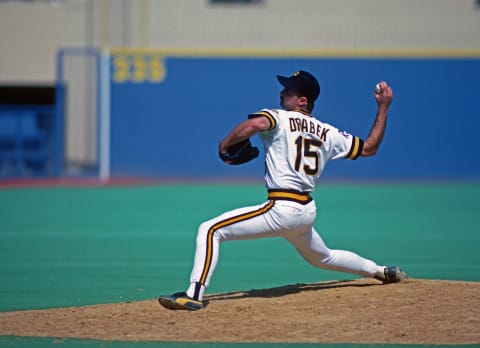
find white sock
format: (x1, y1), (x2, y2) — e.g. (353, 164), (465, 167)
(375, 266), (387, 279)
(187, 282), (205, 301)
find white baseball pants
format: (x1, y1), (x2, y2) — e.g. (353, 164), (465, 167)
(188, 192), (384, 300)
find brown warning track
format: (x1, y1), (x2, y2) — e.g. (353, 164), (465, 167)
(0, 177), (261, 189)
(0, 278), (479, 344)
(0, 177), (160, 188)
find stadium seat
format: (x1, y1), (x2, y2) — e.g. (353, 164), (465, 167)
(0, 112), (21, 176)
(20, 111), (48, 176)
(0, 110), (48, 177)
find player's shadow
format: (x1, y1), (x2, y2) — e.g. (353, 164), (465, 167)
(203, 279), (381, 306)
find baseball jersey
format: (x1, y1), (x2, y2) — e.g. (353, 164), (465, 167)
(249, 108), (363, 193)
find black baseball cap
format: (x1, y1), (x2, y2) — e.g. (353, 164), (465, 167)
(277, 70), (320, 102)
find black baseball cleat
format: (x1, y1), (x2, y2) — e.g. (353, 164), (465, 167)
(375, 266), (406, 284)
(158, 292), (204, 311)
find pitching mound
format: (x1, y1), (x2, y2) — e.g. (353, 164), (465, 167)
(0, 278), (479, 344)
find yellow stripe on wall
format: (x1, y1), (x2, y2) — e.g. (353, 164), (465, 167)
(109, 47), (480, 59)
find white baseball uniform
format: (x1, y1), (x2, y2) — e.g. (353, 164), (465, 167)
(187, 108), (384, 300)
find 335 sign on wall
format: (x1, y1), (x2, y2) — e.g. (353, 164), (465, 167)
(112, 53), (165, 83)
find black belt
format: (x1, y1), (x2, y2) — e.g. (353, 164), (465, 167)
(267, 189), (313, 205)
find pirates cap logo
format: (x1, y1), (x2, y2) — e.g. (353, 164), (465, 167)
(292, 71), (300, 77)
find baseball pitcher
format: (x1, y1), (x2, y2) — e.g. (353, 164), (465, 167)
(158, 70), (405, 311)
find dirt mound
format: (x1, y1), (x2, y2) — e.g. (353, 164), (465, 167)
(1, 278), (479, 344)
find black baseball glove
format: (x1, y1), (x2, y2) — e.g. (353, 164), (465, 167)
(219, 138), (259, 165)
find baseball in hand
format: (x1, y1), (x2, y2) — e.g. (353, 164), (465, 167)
(375, 83), (382, 94)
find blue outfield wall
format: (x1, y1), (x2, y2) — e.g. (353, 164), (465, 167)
(109, 54), (480, 180)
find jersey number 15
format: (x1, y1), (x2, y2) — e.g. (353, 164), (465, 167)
(294, 136), (322, 175)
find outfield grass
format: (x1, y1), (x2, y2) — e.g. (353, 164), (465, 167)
(0, 182), (479, 347)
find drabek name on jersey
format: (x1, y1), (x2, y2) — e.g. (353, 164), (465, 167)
(250, 108), (364, 193)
